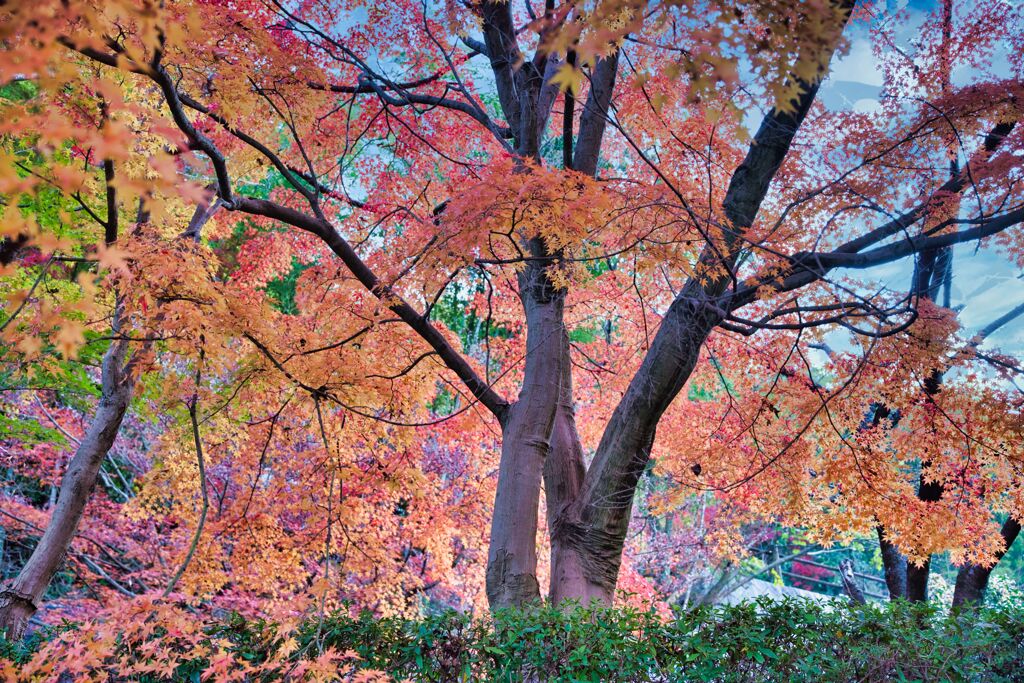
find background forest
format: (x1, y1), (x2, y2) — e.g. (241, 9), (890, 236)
(1, 0), (1023, 679)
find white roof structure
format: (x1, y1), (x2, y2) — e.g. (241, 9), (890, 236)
(715, 578), (836, 606)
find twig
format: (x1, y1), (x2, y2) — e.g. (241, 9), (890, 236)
(162, 349), (208, 597)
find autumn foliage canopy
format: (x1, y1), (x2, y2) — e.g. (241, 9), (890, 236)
(0, 0), (1023, 676)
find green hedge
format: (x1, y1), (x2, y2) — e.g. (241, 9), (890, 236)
(4, 599), (1023, 681)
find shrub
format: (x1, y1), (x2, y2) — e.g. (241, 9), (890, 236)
(3, 599), (1022, 681)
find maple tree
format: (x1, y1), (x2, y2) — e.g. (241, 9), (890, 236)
(0, 0), (1022, 658)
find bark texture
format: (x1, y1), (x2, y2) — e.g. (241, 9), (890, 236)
(545, 347), (608, 605)
(839, 559), (867, 605)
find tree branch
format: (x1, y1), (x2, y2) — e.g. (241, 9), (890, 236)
(233, 197), (509, 420)
(571, 0), (856, 570)
(481, 0), (526, 146)
(63, 38), (509, 421)
(573, 50), (620, 177)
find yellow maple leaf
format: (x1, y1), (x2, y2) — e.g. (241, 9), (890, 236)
(549, 63), (584, 96)
(277, 636), (298, 658)
(35, 232), (71, 253)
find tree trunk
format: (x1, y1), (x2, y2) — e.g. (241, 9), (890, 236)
(839, 559), (867, 605)
(0, 331), (132, 639)
(869, 404), (907, 601)
(905, 369), (945, 603)
(905, 480), (942, 602)
(952, 517), (1021, 608)
(905, 557), (932, 602)
(477, 0), (851, 609)
(0, 200), (210, 637)
(544, 342), (610, 605)
(876, 248), (950, 605)
(903, 0), (958, 597)
(486, 399), (547, 608)
(485, 263), (566, 609)
(877, 525), (907, 600)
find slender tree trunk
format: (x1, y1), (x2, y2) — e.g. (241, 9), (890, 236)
(0, 325), (132, 639)
(905, 368), (945, 603)
(881, 205), (956, 605)
(904, 486), (939, 602)
(952, 518), (1021, 608)
(868, 403), (907, 600)
(0, 200), (212, 637)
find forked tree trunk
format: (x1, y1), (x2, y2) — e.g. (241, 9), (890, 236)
(542, 49), (622, 608)
(484, 30), (619, 608)
(478, 0), (850, 609)
(542, 23), (850, 604)
(545, 348), (609, 605)
(0, 324), (132, 639)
